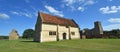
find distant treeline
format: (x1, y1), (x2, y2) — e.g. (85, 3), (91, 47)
(86, 34), (120, 39)
(0, 36), (9, 39)
(104, 29), (120, 34)
(103, 29), (120, 38)
(86, 29), (120, 39)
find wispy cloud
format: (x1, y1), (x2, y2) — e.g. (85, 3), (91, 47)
(99, 6), (120, 14)
(30, 6), (50, 17)
(78, 6), (85, 12)
(103, 24), (120, 30)
(83, 0), (95, 6)
(45, 5), (64, 17)
(104, 18), (120, 30)
(24, 13), (32, 18)
(108, 18), (120, 23)
(30, 6), (38, 12)
(62, 0), (96, 11)
(11, 11), (33, 18)
(0, 13), (10, 19)
(12, 11), (20, 15)
(25, 0), (30, 3)
(63, 0), (84, 6)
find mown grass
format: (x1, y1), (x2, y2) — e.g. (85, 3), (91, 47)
(0, 39), (120, 52)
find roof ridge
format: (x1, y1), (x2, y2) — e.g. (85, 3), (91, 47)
(39, 11), (73, 21)
(38, 11), (79, 27)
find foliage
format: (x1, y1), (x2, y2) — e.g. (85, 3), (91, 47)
(22, 29), (35, 39)
(0, 39), (120, 52)
(103, 29), (120, 38)
(0, 36), (8, 39)
(111, 29), (120, 34)
(104, 29), (120, 34)
(83, 28), (89, 30)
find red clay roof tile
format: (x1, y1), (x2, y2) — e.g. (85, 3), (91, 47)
(39, 12), (79, 27)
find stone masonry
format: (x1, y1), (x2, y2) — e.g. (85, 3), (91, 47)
(9, 29), (19, 40)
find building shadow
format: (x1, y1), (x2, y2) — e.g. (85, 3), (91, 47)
(21, 41), (33, 42)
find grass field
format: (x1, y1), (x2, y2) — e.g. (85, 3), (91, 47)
(0, 39), (120, 52)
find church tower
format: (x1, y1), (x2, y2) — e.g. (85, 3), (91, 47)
(94, 21), (103, 35)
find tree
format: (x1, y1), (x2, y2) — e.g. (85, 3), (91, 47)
(103, 29), (120, 38)
(111, 29), (120, 34)
(0, 36), (9, 39)
(104, 29), (120, 34)
(22, 29), (35, 39)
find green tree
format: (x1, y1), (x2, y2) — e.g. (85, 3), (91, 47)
(22, 29), (35, 39)
(104, 29), (120, 34)
(110, 29), (120, 34)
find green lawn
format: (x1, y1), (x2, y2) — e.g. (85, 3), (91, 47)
(0, 39), (120, 52)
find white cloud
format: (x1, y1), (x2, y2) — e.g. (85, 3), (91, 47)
(99, 6), (120, 14)
(11, 11), (33, 18)
(103, 24), (120, 30)
(23, 13), (32, 18)
(83, 0), (95, 6)
(12, 11), (20, 15)
(25, 0), (30, 3)
(45, 5), (59, 14)
(104, 18), (120, 30)
(45, 5), (64, 17)
(108, 18), (120, 23)
(78, 7), (85, 12)
(0, 13), (10, 19)
(62, 0), (96, 11)
(63, 0), (84, 6)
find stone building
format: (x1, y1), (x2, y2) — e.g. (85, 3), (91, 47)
(34, 12), (80, 42)
(80, 30), (86, 39)
(9, 29), (19, 40)
(81, 21), (103, 38)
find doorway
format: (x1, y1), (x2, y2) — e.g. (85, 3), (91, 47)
(63, 33), (66, 40)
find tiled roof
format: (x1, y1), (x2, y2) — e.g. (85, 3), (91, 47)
(39, 12), (79, 27)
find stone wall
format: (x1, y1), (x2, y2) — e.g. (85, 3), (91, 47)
(41, 24), (57, 42)
(9, 29), (19, 40)
(70, 27), (80, 39)
(39, 23), (80, 42)
(34, 14), (42, 42)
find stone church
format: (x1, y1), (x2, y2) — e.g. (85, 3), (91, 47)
(34, 12), (80, 42)
(81, 21), (103, 38)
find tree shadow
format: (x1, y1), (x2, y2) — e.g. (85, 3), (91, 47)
(21, 41), (33, 42)
(20, 41), (39, 43)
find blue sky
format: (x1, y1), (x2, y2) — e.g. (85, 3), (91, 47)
(0, 0), (120, 36)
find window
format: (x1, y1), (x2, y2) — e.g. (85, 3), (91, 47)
(53, 32), (56, 35)
(71, 32), (75, 35)
(49, 31), (56, 35)
(49, 32), (52, 35)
